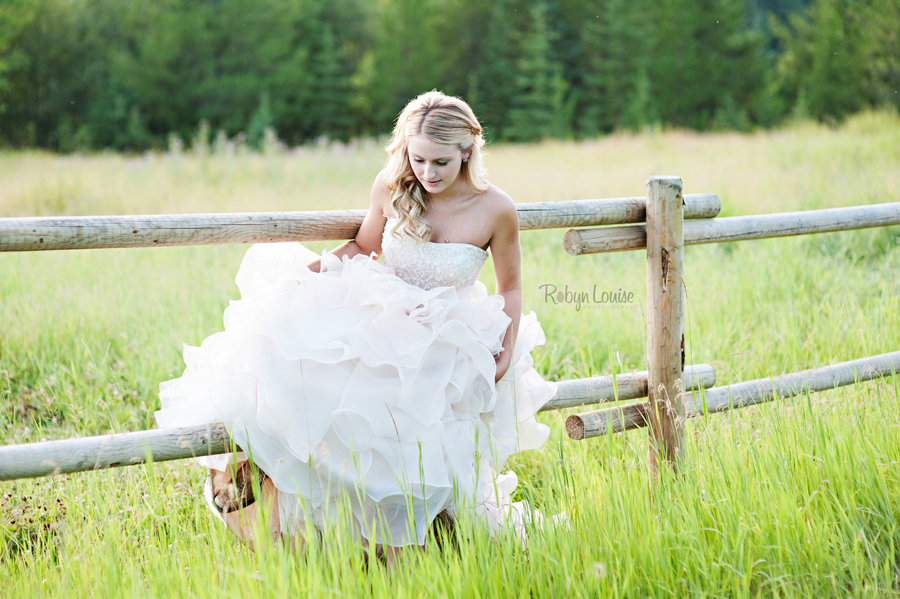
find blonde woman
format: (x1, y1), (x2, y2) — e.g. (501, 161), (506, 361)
(156, 90), (557, 563)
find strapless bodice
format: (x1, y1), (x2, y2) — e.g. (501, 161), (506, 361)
(382, 216), (489, 290)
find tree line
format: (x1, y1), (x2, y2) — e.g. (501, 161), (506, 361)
(0, 0), (897, 152)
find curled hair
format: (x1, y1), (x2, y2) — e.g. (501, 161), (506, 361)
(383, 90), (488, 243)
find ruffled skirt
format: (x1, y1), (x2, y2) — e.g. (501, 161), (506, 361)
(156, 243), (556, 546)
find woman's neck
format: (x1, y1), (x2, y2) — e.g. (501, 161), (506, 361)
(428, 179), (471, 204)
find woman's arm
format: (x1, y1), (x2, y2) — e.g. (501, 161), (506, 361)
(488, 196), (522, 383)
(306, 171), (391, 272)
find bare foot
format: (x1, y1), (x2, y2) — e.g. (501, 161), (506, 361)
(208, 462), (304, 552)
(210, 461), (264, 514)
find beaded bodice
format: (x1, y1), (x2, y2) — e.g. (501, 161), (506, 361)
(382, 216), (489, 290)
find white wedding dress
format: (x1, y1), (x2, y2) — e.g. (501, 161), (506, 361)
(155, 216), (557, 546)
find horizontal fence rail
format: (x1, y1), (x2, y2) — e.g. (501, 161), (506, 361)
(0, 365), (717, 481)
(0, 195), (720, 252)
(540, 363), (714, 411)
(566, 350), (900, 440)
(564, 202), (900, 255)
(0, 424), (232, 481)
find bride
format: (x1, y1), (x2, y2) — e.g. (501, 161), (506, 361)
(155, 90), (557, 563)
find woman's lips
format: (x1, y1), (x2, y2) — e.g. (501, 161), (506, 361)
(425, 180), (441, 187)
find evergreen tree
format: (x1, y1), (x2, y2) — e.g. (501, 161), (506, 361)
(773, 0), (880, 121)
(572, 6), (610, 137)
(865, 0), (900, 112)
(466, 0), (518, 141)
(2, 0), (896, 150)
(306, 25), (354, 140)
(247, 92), (275, 149)
(279, 0), (369, 141)
(110, 0), (216, 141)
(576, 0), (659, 135)
(747, 0), (810, 33)
(368, 0), (446, 132)
(803, 0), (869, 119)
(542, 0), (580, 134)
(0, 0), (34, 127)
(85, 0), (158, 150)
(620, 67), (660, 131)
(651, 0), (770, 129)
(0, 0), (110, 149)
(505, 2), (568, 142)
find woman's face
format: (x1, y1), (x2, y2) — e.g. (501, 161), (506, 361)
(407, 135), (467, 195)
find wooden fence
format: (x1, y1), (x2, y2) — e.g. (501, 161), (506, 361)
(1, 182), (898, 480)
(565, 177), (900, 474)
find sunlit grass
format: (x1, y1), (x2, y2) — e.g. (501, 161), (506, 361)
(1, 112), (899, 597)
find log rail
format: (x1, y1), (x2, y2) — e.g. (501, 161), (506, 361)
(0, 366), (718, 481)
(566, 351), (900, 440)
(564, 203), (900, 255)
(0, 194), (720, 252)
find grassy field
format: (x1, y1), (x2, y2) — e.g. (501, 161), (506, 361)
(1, 111), (899, 597)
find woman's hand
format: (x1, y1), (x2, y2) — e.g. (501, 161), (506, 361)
(307, 170), (390, 274)
(494, 352), (512, 383)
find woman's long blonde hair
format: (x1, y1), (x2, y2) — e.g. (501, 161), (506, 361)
(383, 90), (488, 243)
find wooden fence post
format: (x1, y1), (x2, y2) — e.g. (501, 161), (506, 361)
(646, 176), (686, 476)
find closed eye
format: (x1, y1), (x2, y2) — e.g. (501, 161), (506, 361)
(412, 158), (450, 166)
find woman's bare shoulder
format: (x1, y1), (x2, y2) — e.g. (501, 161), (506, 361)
(370, 169), (392, 216)
(482, 184), (518, 227)
(373, 168), (391, 197)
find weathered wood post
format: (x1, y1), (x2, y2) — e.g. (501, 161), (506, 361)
(645, 176), (686, 476)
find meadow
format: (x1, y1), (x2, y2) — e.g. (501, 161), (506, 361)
(1, 112), (899, 597)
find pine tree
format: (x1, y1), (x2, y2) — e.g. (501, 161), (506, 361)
(306, 25), (355, 141)
(573, 6), (610, 137)
(466, 0), (517, 141)
(0, 0), (36, 139)
(247, 92), (275, 149)
(620, 67), (660, 131)
(0, 0), (109, 149)
(368, 0), (446, 132)
(505, 1), (568, 142)
(651, 0), (769, 129)
(7, 0), (895, 149)
(772, 0), (880, 121)
(577, 0), (659, 135)
(866, 0), (900, 112)
(801, 0), (869, 120)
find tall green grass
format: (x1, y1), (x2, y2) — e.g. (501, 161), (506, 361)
(1, 112), (899, 597)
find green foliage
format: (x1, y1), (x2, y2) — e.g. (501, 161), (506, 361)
(365, 0), (448, 131)
(0, 0), (95, 149)
(461, 0), (518, 141)
(505, 2), (569, 142)
(0, 0), (34, 108)
(775, 0), (868, 121)
(865, 0), (900, 111)
(1, 0), (896, 150)
(306, 25), (355, 141)
(773, 0), (900, 123)
(574, 0), (659, 135)
(651, 0), (772, 130)
(246, 93), (275, 150)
